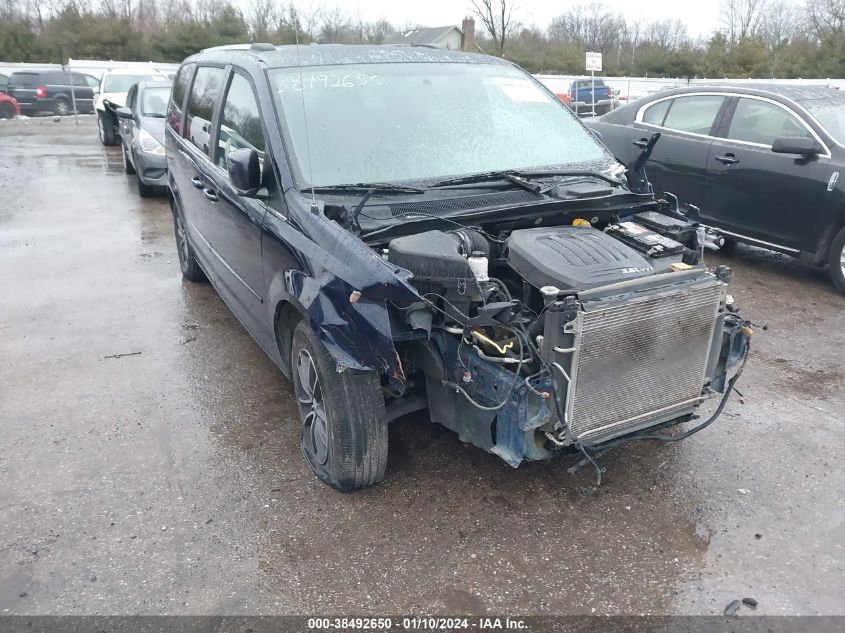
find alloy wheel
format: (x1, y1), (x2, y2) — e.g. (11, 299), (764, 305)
(56, 100), (69, 116)
(295, 349), (329, 466)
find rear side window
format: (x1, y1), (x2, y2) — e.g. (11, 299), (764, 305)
(9, 73), (38, 88)
(45, 72), (70, 86)
(167, 63), (194, 134)
(661, 95), (725, 135)
(185, 66), (226, 156)
(642, 99), (671, 126)
(215, 73), (266, 169)
(726, 98), (812, 146)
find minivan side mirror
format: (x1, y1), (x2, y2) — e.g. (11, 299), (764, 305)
(116, 106), (133, 120)
(227, 148), (261, 195)
(771, 136), (823, 156)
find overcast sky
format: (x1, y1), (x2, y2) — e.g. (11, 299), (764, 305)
(305, 0), (727, 39)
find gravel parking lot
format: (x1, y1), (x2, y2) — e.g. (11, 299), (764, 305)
(0, 116), (842, 616)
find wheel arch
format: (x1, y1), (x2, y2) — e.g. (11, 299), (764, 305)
(273, 299), (304, 378)
(814, 213), (845, 265)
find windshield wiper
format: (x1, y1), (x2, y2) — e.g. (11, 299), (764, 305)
(143, 113), (166, 118)
(310, 182), (426, 194)
(307, 183), (426, 234)
(430, 169), (623, 190)
(429, 170), (543, 194)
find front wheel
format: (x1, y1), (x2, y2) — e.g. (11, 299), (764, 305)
(97, 111), (117, 146)
(291, 321), (388, 491)
(122, 143), (136, 175)
(0, 102), (15, 119)
(828, 225), (845, 295)
(138, 178), (155, 198)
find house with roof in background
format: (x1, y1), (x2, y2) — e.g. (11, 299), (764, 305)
(383, 18), (477, 51)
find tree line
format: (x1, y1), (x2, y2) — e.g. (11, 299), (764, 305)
(1, 0), (845, 79)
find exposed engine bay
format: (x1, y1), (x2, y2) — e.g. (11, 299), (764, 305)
(372, 201), (750, 478)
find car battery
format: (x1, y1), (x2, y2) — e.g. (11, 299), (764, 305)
(633, 211), (697, 243)
(607, 221), (686, 258)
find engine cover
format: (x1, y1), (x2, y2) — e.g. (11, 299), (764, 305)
(507, 226), (655, 292)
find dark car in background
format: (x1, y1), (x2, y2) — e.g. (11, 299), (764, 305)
(6, 70), (99, 116)
(117, 80), (172, 197)
(585, 85), (845, 293)
(164, 44), (749, 491)
(0, 73), (8, 94)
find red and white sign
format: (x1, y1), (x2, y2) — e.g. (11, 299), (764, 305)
(585, 52), (603, 72)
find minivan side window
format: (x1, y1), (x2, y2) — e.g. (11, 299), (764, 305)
(214, 72), (266, 170)
(726, 97), (812, 146)
(167, 63), (195, 135)
(184, 66), (226, 156)
(661, 95), (725, 135)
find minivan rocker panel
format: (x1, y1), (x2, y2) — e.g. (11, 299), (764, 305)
(166, 44), (752, 491)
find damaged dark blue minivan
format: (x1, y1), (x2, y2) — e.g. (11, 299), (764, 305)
(166, 44), (751, 490)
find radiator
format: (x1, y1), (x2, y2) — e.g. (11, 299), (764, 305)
(565, 277), (726, 443)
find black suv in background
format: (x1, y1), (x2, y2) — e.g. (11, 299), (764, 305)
(6, 70), (99, 116)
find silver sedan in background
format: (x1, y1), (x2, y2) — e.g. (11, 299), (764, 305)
(116, 80), (172, 197)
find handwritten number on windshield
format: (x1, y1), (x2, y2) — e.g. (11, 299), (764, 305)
(276, 73), (385, 93)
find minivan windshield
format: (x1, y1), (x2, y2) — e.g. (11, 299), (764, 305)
(269, 62), (613, 188)
(801, 93), (845, 146)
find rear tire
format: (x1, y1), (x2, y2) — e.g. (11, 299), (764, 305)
(0, 102), (15, 119)
(98, 111), (117, 146)
(172, 205), (206, 282)
(291, 321), (388, 491)
(828, 225), (845, 295)
(54, 97), (70, 116)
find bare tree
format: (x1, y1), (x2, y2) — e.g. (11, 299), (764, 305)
(469, 0), (519, 54)
(720, 0), (768, 44)
(805, 0), (845, 39)
(548, 3), (625, 53)
(247, 0), (275, 40)
(759, 0), (801, 47)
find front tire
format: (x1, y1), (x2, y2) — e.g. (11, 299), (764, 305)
(291, 321), (388, 491)
(138, 178), (155, 198)
(122, 143), (136, 175)
(0, 102), (15, 119)
(97, 111), (117, 146)
(172, 206), (206, 282)
(828, 225), (845, 295)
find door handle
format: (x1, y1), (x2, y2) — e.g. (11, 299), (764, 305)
(190, 176), (203, 189)
(714, 153), (739, 165)
(633, 138), (649, 149)
(203, 188), (218, 202)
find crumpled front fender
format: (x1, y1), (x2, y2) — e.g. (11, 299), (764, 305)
(280, 198), (422, 386)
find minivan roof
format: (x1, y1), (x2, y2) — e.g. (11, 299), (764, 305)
(189, 43), (507, 70)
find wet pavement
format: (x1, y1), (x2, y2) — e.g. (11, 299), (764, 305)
(0, 116), (843, 616)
